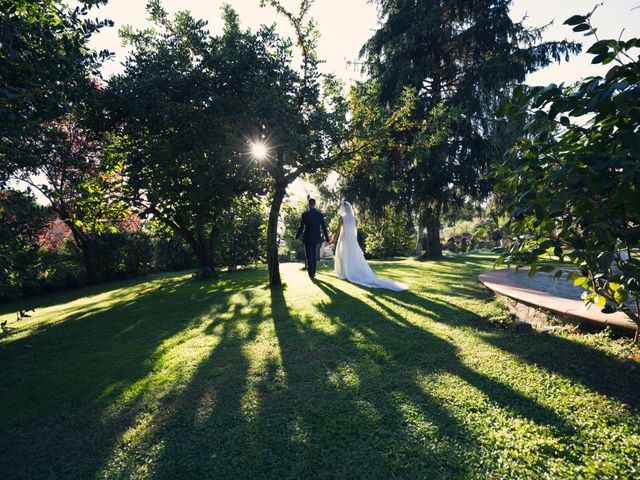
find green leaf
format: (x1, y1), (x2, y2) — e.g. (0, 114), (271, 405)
(624, 38), (638, 49)
(613, 289), (628, 305)
(564, 15), (587, 26)
(573, 276), (589, 288)
(572, 24), (591, 33)
(591, 53), (610, 64)
(587, 40), (609, 54)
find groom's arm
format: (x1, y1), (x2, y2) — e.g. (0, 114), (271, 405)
(295, 213), (305, 240)
(320, 214), (330, 242)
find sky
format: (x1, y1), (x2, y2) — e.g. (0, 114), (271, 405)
(91, 0), (378, 83)
(84, 0), (639, 201)
(89, 0), (640, 86)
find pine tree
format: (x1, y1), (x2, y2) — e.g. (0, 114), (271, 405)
(358, 0), (581, 257)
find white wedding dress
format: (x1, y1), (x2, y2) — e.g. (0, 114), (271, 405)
(334, 202), (408, 291)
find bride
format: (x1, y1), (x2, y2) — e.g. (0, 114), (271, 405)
(331, 201), (408, 291)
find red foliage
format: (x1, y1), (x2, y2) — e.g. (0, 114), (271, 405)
(120, 213), (142, 232)
(37, 217), (73, 250)
(36, 213), (142, 250)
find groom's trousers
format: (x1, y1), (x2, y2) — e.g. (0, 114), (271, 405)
(305, 242), (319, 278)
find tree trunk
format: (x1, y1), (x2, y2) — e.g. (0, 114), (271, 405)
(64, 217), (98, 284)
(228, 228), (237, 272)
(192, 241), (216, 278)
(423, 207), (442, 258)
(415, 213), (426, 255)
(267, 185), (287, 286)
(79, 240), (99, 284)
(190, 218), (218, 279)
(422, 47), (444, 260)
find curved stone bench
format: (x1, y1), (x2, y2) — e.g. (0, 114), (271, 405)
(479, 269), (637, 334)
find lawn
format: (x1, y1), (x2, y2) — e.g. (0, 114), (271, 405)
(1, 254), (639, 479)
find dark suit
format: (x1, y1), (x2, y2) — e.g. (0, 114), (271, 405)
(296, 208), (330, 278)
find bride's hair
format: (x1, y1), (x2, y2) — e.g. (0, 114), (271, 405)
(341, 200), (354, 217)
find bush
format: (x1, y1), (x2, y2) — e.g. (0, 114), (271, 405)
(217, 203), (266, 270)
(92, 231), (200, 280)
(0, 227), (199, 302)
(495, 13), (640, 340)
(0, 190), (49, 301)
(362, 207), (415, 258)
(152, 236), (196, 272)
(280, 200), (308, 262)
(38, 249), (85, 292)
(92, 232), (155, 281)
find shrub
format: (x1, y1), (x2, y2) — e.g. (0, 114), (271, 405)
(0, 226), (199, 302)
(363, 207), (415, 258)
(38, 249), (85, 292)
(152, 236), (196, 272)
(217, 203), (266, 270)
(495, 13), (640, 341)
(281, 200), (308, 262)
(92, 232), (155, 280)
(0, 190), (49, 301)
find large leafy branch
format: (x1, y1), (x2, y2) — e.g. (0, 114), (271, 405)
(494, 8), (640, 341)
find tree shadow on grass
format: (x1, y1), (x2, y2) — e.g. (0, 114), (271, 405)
(124, 291), (267, 480)
(188, 283), (488, 478)
(374, 288), (640, 410)
(104, 285), (307, 479)
(364, 258), (495, 299)
(111, 282), (482, 479)
(0, 275), (245, 479)
(312, 279), (572, 431)
(143, 275), (578, 478)
(5, 256), (636, 479)
(479, 329), (640, 409)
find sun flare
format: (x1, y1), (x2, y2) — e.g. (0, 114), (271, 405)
(250, 141), (268, 160)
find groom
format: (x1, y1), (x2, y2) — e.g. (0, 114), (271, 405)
(296, 198), (330, 279)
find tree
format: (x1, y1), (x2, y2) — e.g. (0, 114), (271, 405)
(357, 0), (581, 257)
(217, 198), (267, 271)
(343, 80), (443, 255)
(11, 116), (131, 282)
(0, 0), (111, 180)
(494, 11), (640, 342)
(0, 189), (49, 300)
(257, 0), (349, 286)
(102, 3), (274, 278)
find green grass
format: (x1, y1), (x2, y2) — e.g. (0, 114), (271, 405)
(1, 254), (639, 479)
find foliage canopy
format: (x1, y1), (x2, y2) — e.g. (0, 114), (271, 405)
(494, 10), (640, 341)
